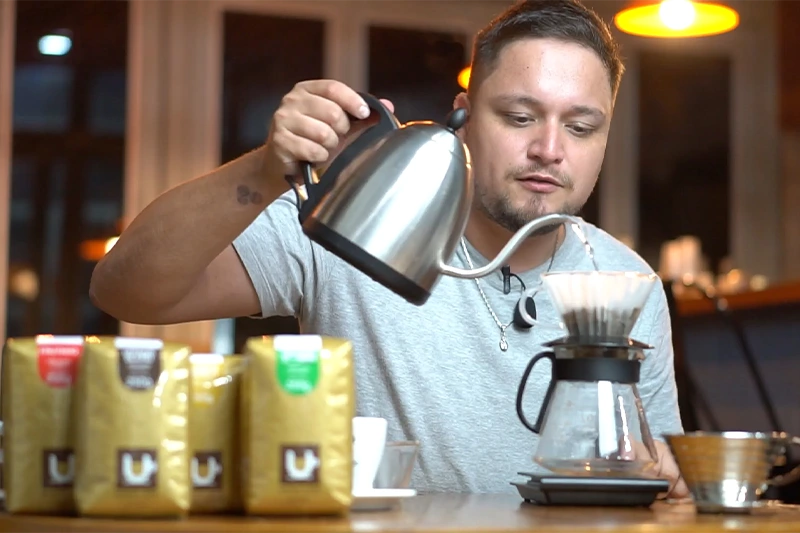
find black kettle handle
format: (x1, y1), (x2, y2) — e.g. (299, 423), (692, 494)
(292, 92), (400, 223)
(516, 351), (556, 434)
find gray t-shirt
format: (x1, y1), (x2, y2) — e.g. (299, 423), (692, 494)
(232, 191), (684, 494)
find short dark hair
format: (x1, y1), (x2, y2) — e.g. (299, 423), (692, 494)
(468, 0), (624, 100)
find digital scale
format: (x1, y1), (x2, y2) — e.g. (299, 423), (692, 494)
(512, 472), (670, 507)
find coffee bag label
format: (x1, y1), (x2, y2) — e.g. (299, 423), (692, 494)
(37, 337), (83, 388)
(118, 347), (161, 391)
(191, 451), (223, 489)
(276, 350), (320, 395)
(280, 445), (320, 484)
(42, 448), (75, 488)
(117, 449), (158, 488)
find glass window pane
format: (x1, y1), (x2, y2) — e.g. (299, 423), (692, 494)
(88, 69), (127, 135)
(368, 25), (466, 123)
(8, 158), (36, 263)
(7, 0), (128, 337)
(222, 12), (325, 162)
(12, 64), (73, 132)
(637, 51), (731, 274)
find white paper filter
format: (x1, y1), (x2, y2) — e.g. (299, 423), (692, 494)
(540, 271), (659, 338)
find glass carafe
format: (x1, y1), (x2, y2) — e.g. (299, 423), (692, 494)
(516, 338), (658, 477)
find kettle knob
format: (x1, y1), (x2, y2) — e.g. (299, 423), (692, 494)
(445, 108), (468, 132)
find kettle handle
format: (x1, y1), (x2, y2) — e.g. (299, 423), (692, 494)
(516, 351), (556, 435)
(291, 92), (400, 223)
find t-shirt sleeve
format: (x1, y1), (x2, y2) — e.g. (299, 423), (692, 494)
(231, 191), (330, 320)
(636, 283), (685, 442)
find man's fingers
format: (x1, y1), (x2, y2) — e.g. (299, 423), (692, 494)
(268, 79), (396, 178)
(652, 439), (690, 499)
(657, 441), (690, 498)
(296, 79), (371, 119)
(379, 98), (395, 114)
(291, 93), (353, 137)
(269, 128), (330, 175)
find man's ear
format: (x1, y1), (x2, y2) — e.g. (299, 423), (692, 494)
(453, 92), (471, 140)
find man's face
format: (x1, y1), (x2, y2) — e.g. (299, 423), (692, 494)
(459, 38), (613, 233)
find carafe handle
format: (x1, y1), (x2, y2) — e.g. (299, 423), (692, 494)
(516, 351), (556, 435)
(289, 92), (400, 223)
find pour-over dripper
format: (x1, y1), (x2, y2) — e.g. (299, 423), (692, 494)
(540, 271), (659, 341)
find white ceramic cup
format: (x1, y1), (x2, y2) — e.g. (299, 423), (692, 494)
(352, 416), (388, 494)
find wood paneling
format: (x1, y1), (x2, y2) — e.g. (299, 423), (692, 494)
(0, 0), (15, 343)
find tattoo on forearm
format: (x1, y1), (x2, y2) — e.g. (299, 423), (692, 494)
(236, 185), (264, 205)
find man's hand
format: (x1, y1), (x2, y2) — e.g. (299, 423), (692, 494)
(629, 438), (689, 500)
(652, 439), (690, 499)
(264, 79), (394, 180)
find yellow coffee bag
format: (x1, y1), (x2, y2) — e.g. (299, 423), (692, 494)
(73, 336), (191, 517)
(2, 335), (84, 514)
(189, 353), (244, 514)
(241, 335), (355, 515)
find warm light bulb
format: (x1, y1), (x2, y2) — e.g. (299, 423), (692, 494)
(659, 0), (696, 30)
(614, 0), (739, 39)
(458, 67), (471, 90)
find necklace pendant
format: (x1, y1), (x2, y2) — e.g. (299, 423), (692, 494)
(499, 337), (509, 351)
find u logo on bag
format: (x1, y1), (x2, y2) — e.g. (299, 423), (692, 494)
(43, 449), (75, 487)
(281, 445), (320, 483)
(191, 451), (223, 489)
(117, 449), (158, 488)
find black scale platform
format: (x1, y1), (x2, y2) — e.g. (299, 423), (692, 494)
(512, 472), (670, 507)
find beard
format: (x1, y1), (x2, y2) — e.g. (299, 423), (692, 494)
(474, 166), (585, 236)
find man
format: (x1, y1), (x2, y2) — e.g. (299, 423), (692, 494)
(90, 0), (688, 496)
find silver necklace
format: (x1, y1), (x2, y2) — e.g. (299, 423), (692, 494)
(460, 233), (560, 352)
(461, 238), (512, 351)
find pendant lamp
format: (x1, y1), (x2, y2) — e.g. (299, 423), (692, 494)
(457, 67), (471, 90)
(614, 0), (739, 38)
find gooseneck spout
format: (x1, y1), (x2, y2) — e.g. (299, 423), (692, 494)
(438, 213), (582, 279)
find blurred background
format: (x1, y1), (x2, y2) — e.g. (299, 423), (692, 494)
(1, 0), (799, 439)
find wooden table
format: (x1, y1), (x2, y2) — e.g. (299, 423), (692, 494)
(2, 494), (800, 532)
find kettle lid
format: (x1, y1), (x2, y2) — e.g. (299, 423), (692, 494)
(400, 107), (470, 164)
(445, 107), (469, 132)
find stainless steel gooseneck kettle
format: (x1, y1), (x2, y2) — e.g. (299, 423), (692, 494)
(288, 92), (575, 305)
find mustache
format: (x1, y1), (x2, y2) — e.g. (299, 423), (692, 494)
(509, 164), (574, 189)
